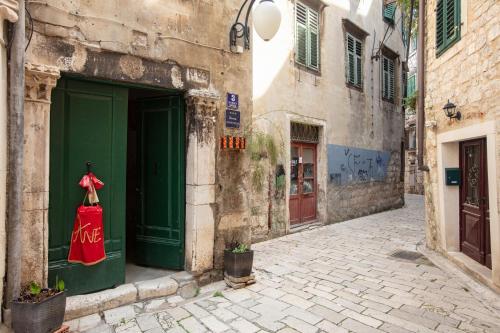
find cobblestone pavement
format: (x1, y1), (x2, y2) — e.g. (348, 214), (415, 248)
(72, 195), (500, 333)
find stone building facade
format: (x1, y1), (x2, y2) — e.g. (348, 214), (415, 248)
(0, 0), (19, 322)
(8, 0), (254, 303)
(251, 0), (406, 240)
(423, 0), (500, 290)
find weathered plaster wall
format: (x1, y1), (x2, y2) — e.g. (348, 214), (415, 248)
(0, 0), (19, 319)
(23, 0), (252, 284)
(424, 0), (500, 286)
(252, 0), (405, 234)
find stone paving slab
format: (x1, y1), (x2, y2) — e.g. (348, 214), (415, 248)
(68, 195), (500, 333)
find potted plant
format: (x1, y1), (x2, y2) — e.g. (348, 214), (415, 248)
(224, 243), (254, 278)
(11, 279), (66, 333)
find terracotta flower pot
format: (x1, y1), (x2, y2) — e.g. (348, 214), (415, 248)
(224, 249), (254, 278)
(11, 291), (66, 333)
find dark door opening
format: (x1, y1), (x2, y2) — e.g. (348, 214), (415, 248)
(460, 138), (491, 269)
(289, 142), (317, 225)
(126, 89), (186, 282)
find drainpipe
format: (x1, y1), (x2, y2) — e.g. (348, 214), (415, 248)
(417, 0), (428, 171)
(6, 0), (25, 306)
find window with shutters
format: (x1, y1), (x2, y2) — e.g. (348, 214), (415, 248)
(383, 2), (397, 25)
(345, 33), (363, 89)
(295, 2), (320, 71)
(382, 55), (396, 102)
(436, 0), (460, 56)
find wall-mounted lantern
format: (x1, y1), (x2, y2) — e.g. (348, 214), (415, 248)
(230, 0), (281, 53)
(443, 100), (461, 120)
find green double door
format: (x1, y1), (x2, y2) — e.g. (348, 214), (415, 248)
(49, 78), (185, 295)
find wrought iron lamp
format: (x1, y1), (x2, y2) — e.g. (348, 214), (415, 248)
(230, 0), (281, 53)
(443, 100), (461, 120)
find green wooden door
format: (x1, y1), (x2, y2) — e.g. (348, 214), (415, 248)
(135, 97), (185, 269)
(49, 78), (128, 295)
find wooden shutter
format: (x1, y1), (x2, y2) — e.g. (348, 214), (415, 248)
(308, 8), (319, 70)
(436, 0), (460, 55)
(382, 56), (395, 101)
(295, 2), (319, 70)
(296, 3), (308, 66)
(436, 0), (444, 50)
(355, 39), (362, 86)
(345, 33), (362, 87)
(383, 3), (396, 24)
(407, 74), (416, 96)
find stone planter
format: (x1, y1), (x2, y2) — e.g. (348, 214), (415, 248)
(11, 291), (66, 333)
(224, 249), (254, 278)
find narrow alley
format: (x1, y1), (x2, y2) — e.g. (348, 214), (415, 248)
(68, 196), (500, 333)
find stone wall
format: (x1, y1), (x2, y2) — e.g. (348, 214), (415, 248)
(0, 0), (19, 321)
(22, 0), (253, 285)
(404, 150), (424, 195)
(327, 151), (404, 222)
(423, 0), (500, 286)
(424, 0), (499, 249)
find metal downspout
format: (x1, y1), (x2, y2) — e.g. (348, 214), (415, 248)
(417, 0), (428, 171)
(6, 0), (25, 306)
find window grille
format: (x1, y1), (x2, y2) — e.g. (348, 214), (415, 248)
(291, 123), (320, 143)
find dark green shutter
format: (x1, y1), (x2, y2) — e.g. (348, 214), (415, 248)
(355, 39), (362, 87)
(345, 33), (362, 88)
(308, 9), (319, 70)
(436, 0), (460, 55)
(382, 56), (395, 101)
(407, 74), (416, 96)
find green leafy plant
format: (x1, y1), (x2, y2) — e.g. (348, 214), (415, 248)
(252, 164), (264, 193)
(29, 282), (41, 296)
(213, 291), (224, 297)
(403, 91), (418, 111)
(231, 243), (249, 254)
(55, 276), (65, 293)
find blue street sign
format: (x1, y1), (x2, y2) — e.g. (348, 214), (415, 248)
(225, 109), (240, 129)
(227, 93), (239, 110)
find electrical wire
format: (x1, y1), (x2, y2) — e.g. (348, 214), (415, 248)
(25, 7), (34, 52)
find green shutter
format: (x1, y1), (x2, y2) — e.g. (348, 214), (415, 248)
(345, 33), (362, 88)
(296, 3), (307, 66)
(436, 0), (460, 55)
(407, 74), (416, 96)
(308, 9), (319, 70)
(296, 2), (319, 70)
(383, 3), (396, 24)
(382, 56), (395, 101)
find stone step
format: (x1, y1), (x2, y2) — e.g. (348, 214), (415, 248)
(65, 271), (197, 321)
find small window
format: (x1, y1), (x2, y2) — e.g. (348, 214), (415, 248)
(382, 55), (396, 102)
(436, 0), (460, 56)
(383, 2), (397, 25)
(345, 33), (363, 89)
(295, 2), (320, 71)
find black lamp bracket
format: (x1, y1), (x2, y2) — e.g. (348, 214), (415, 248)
(230, 0), (257, 52)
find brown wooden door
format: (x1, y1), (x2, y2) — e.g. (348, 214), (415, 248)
(460, 139), (491, 269)
(289, 143), (317, 225)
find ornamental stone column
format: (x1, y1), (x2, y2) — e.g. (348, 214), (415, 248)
(22, 63), (60, 286)
(184, 89), (220, 275)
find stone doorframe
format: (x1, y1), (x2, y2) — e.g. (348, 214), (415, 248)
(435, 120), (500, 288)
(21, 64), (220, 287)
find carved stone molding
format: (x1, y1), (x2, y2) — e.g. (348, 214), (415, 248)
(0, 0), (18, 22)
(25, 63), (61, 104)
(185, 89), (220, 145)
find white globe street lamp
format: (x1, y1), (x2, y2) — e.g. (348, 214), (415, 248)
(230, 0), (282, 53)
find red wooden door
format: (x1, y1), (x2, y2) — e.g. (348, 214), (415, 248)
(460, 139), (491, 269)
(289, 143), (317, 225)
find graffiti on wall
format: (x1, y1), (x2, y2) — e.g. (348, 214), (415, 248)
(328, 144), (391, 185)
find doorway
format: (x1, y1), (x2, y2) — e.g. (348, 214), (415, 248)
(48, 78), (185, 295)
(289, 142), (317, 225)
(459, 138), (491, 269)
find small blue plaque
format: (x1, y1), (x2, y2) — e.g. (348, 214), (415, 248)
(225, 109), (240, 129)
(226, 93), (239, 110)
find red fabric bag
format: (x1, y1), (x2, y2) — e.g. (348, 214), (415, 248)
(68, 174), (106, 265)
